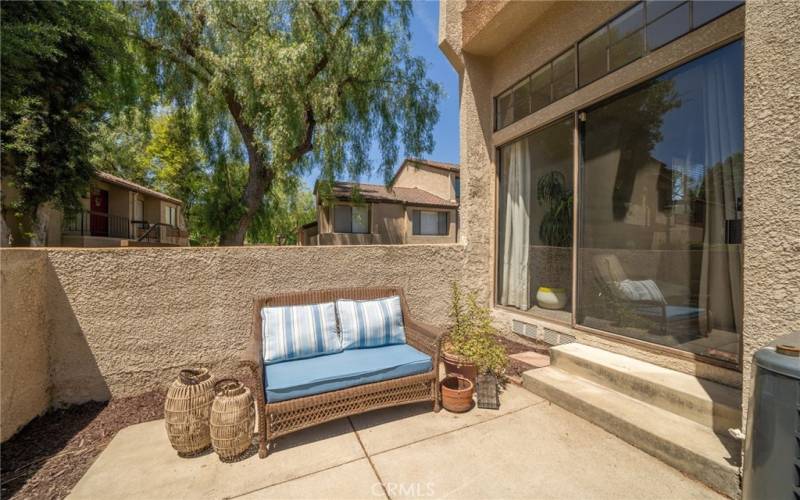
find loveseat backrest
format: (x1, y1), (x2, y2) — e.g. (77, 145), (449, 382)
(252, 287), (411, 342)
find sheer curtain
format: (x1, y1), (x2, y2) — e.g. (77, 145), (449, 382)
(499, 138), (532, 309)
(698, 49), (743, 335)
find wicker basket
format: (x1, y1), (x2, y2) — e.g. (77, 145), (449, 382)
(164, 368), (215, 457)
(210, 379), (255, 461)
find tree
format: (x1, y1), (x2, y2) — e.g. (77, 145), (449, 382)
(125, 0), (441, 245)
(0, 1), (145, 245)
(91, 109), (315, 245)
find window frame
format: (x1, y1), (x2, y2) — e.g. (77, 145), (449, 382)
(332, 203), (370, 234)
(492, 37), (745, 371)
(493, 0), (743, 131)
(412, 209), (449, 236)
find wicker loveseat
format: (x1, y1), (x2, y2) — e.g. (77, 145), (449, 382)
(241, 287), (444, 458)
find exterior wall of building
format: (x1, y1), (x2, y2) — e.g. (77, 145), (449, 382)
(371, 202), (406, 243)
(741, 1), (800, 419)
(0, 244), (465, 440)
(405, 206), (458, 244)
(440, 0), (800, 400)
(393, 163), (458, 201)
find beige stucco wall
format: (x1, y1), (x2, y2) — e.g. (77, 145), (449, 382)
(1, 251), (51, 441)
(741, 1), (800, 419)
(0, 244), (465, 440)
(442, 0), (800, 400)
(393, 163), (458, 202)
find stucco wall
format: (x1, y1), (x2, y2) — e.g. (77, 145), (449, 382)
(741, 1), (800, 418)
(393, 163), (456, 201)
(443, 0), (799, 403)
(0, 244), (465, 440)
(1, 251), (51, 441)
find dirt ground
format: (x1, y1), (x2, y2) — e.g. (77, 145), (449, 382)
(1, 391), (166, 500)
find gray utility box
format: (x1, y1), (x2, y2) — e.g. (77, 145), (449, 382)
(743, 332), (800, 500)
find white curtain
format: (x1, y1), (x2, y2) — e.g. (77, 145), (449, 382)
(698, 51), (743, 335)
(500, 139), (532, 309)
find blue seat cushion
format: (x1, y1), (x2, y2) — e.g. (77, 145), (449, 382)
(638, 305), (703, 321)
(265, 344), (432, 403)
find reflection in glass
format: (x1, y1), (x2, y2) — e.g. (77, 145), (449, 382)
(498, 117), (574, 324)
(693, 1), (742, 28)
(512, 79), (531, 122)
(578, 41), (744, 363)
(609, 30), (644, 70)
(497, 91), (513, 129)
(530, 65), (552, 113)
(646, 0), (685, 22)
(552, 49), (576, 101)
(579, 27), (608, 86)
(609, 3), (644, 43)
(647, 2), (690, 51)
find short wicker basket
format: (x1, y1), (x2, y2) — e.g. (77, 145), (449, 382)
(210, 379), (255, 461)
(164, 368), (215, 457)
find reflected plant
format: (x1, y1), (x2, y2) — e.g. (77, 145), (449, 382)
(536, 171), (572, 247)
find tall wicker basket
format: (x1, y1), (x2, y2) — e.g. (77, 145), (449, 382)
(164, 368), (215, 457)
(210, 379), (255, 461)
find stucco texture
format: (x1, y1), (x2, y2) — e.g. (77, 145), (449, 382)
(0, 245), (464, 441)
(442, 0), (800, 410)
(1, 251), (51, 441)
(741, 1), (800, 416)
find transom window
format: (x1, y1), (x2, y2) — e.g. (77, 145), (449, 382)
(496, 40), (744, 365)
(333, 205), (369, 234)
(413, 210), (448, 236)
(494, 0), (743, 130)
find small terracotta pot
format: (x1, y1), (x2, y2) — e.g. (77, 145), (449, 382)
(442, 350), (477, 383)
(440, 375), (474, 413)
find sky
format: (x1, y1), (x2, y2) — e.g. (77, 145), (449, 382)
(303, 0), (459, 188)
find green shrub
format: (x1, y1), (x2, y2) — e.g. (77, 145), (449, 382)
(447, 282), (508, 376)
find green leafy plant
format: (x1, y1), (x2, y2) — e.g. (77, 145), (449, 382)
(536, 171), (573, 247)
(447, 282), (508, 376)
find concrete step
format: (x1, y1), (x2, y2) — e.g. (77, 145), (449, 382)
(523, 367), (740, 498)
(549, 343), (741, 433)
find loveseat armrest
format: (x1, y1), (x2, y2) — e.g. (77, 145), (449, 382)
(238, 334), (262, 374)
(405, 319), (445, 367)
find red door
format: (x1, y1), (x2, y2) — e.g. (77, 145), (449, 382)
(90, 189), (109, 236)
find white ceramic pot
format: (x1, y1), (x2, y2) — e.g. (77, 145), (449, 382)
(536, 287), (568, 310)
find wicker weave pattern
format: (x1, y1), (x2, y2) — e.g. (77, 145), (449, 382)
(164, 368), (215, 457)
(210, 380), (255, 461)
(243, 287), (444, 458)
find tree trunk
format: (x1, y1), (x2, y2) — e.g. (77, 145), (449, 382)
(218, 92), (275, 246)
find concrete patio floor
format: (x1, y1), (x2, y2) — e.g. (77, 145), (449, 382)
(68, 385), (723, 499)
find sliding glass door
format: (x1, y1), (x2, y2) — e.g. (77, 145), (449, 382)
(497, 117), (574, 324)
(497, 40), (744, 365)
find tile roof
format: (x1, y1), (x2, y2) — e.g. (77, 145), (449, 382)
(94, 171), (183, 205)
(329, 182), (457, 208)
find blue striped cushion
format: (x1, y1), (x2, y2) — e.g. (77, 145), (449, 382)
(336, 296), (406, 350)
(261, 302), (341, 364)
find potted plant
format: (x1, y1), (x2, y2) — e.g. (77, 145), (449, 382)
(441, 284), (508, 412)
(442, 283), (508, 383)
(535, 171), (573, 310)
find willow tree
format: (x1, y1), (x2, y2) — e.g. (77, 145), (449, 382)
(126, 0), (441, 245)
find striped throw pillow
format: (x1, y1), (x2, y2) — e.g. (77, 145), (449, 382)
(261, 302), (341, 364)
(336, 296), (406, 350)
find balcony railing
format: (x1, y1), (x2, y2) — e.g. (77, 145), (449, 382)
(63, 211), (187, 245)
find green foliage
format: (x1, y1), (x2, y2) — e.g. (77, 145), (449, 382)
(90, 109), (314, 245)
(447, 283), (508, 376)
(1, 0), (148, 243)
(124, 0), (442, 244)
(536, 171), (572, 247)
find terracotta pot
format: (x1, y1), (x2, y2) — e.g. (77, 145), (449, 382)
(442, 350), (477, 383)
(441, 375), (474, 413)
